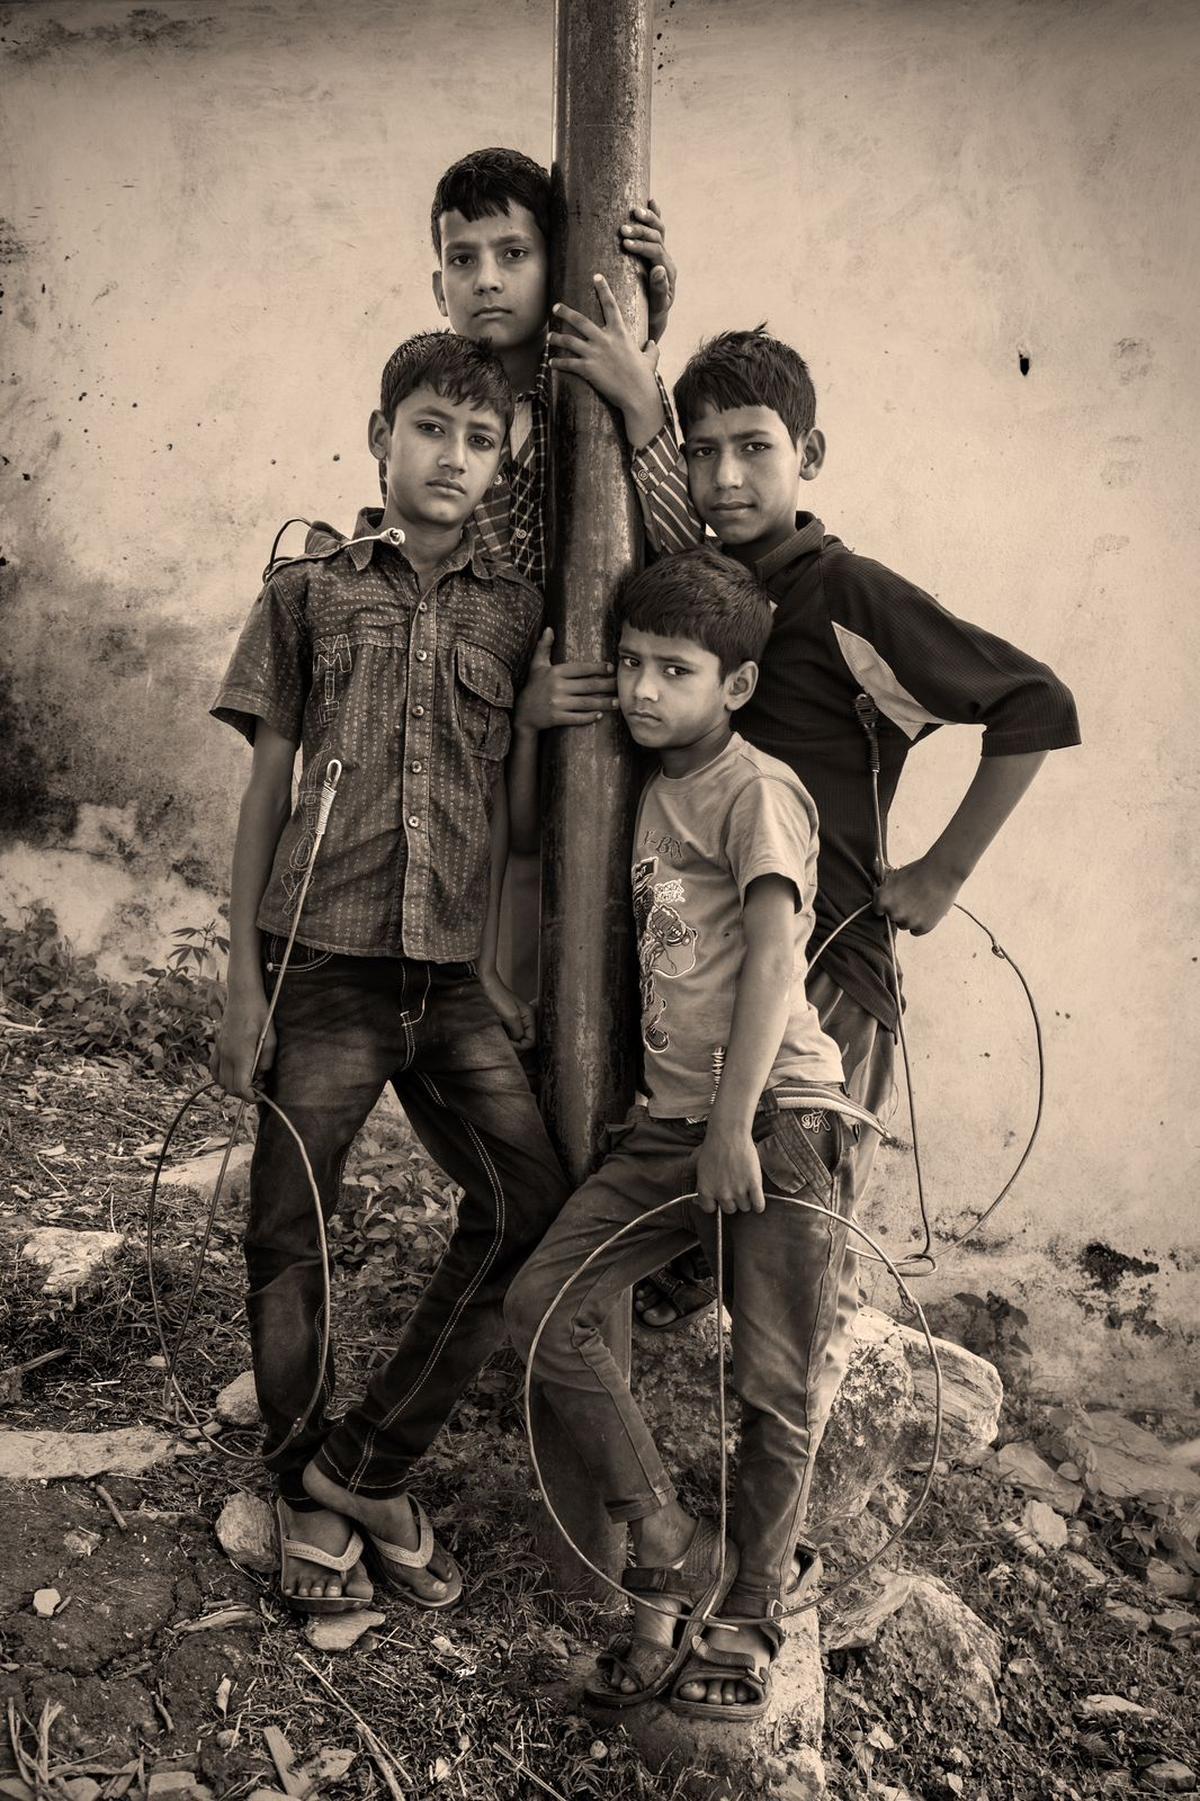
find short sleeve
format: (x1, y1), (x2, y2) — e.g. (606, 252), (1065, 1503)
(210, 575), (309, 746)
(722, 775), (818, 908)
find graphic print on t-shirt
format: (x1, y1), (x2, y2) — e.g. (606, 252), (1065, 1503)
(632, 856), (698, 1055)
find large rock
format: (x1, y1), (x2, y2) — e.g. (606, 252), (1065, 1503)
(877, 1574), (1002, 1727)
(634, 1303), (1002, 1539)
(1044, 1407), (1200, 1513)
(0, 1427), (175, 1480)
(612, 1302), (1002, 1782)
(21, 1228), (126, 1295)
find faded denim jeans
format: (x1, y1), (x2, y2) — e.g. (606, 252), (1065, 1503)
(505, 1086), (856, 1627)
(246, 939), (569, 1508)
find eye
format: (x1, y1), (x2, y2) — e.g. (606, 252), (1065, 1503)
(503, 248), (529, 262)
(470, 435), (497, 452)
(745, 441), (772, 454)
(687, 445), (713, 459)
(448, 254), (473, 268)
(416, 421), (443, 436)
(618, 653), (639, 669)
(663, 664), (689, 678)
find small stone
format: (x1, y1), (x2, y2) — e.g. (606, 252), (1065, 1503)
(1077, 1695), (1153, 1720)
(202, 1421), (224, 1439)
(589, 1742), (607, 1761)
(157, 1144), (252, 1203)
(1022, 1498), (1069, 1552)
(1142, 1761), (1195, 1794)
(63, 1782), (102, 1801)
(1058, 1461), (1083, 1481)
(1063, 1552), (1107, 1588)
(180, 1427), (203, 1442)
(146, 1776), (215, 1800)
(63, 1528), (102, 1557)
(32, 1587), (62, 1616)
(1152, 1608), (1199, 1639)
(215, 1491), (276, 1574)
(21, 1227), (125, 1295)
(997, 1519), (1045, 1559)
(215, 1371), (260, 1427)
(1104, 1600), (1152, 1633)
(1146, 1558), (1194, 1599)
(986, 1441), (1082, 1514)
(304, 1609), (385, 1651)
(146, 1354), (168, 1369)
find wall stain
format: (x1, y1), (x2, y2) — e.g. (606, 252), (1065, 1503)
(1080, 1240), (1160, 1293)
(2, 9), (214, 63)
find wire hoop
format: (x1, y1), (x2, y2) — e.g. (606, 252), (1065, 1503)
(522, 1189), (943, 1628)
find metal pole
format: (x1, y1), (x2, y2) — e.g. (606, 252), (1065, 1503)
(534, 0), (652, 1592)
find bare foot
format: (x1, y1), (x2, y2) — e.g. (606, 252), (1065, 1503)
(302, 1463), (456, 1605)
(279, 1501), (373, 1603)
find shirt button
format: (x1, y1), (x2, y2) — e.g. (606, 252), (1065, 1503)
(412, 705), (425, 717)
(415, 649), (428, 662)
(410, 761), (422, 773)
(407, 815), (420, 828)
(417, 601), (428, 613)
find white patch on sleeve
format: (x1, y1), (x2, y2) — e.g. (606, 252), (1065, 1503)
(831, 622), (952, 741)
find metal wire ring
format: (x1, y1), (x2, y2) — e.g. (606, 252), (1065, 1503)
(146, 1081), (332, 1465)
(522, 1189), (943, 1629)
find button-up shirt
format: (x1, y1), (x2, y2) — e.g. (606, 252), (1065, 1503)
(211, 509), (540, 961)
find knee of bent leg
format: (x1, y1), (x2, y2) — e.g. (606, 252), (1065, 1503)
(504, 1259), (547, 1361)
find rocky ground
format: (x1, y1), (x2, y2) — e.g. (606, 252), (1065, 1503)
(1, 1007), (1199, 1799)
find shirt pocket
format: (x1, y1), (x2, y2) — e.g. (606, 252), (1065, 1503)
(454, 641), (514, 761)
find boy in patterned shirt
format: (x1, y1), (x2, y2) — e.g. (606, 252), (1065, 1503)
(210, 332), (570, 1617)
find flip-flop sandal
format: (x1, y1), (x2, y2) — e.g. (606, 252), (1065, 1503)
(668, 1632), (777, 1721)
(584, 1515), (740, 1709)
(275, 1499), (374, 1616)
(633, 1257), (717, 1335)
(359, 1494), (464, 1612)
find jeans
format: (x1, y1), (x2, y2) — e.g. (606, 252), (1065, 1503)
(806, 969), (897, 1427)
(245, 940), (569, 1507)
(505, 1086), (856, 1625)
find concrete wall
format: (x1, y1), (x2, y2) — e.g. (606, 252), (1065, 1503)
(2, 0), (1197, 1412)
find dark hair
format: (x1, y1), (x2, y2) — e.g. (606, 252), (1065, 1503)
(616, 548), (774, 676)
(674, 327), (817, 445)
(430, 147), (552, 256)
(379, 331), (514, 433)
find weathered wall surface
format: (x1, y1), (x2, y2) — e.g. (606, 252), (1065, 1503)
(2, 0), (1197, 1411)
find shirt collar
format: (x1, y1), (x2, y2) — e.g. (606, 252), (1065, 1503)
(754, 512), (825, 584)
(345, 507), (497, 582)
(519, 339), (552, 406)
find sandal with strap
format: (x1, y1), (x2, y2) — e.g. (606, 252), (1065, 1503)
(584, 1515), (740, 1709)
(667, 1628), (779, 1721)
(359, 1494), (464, 1611)
(275, 1499), (374, 1616)
(633, 1248), (717, 1335)
(667, 1543), (821, 1721)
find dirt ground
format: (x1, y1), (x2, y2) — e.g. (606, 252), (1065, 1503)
(2, 1027), (1199, 1800)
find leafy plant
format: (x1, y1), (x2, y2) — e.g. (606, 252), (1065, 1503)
(0, 905), (223, 1076)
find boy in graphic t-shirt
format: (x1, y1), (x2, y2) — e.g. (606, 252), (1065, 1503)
(506, 548), (868, 1724)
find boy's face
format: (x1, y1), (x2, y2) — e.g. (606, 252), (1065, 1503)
(617, 624), (756, 759)
(684, 404), (825, 561)
(433, 203), (550, 360)
(368, 384), (506, 531)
